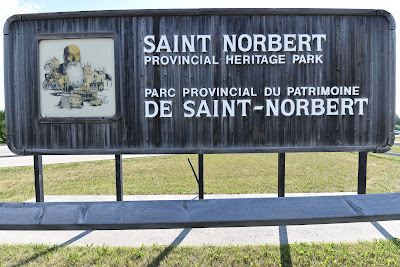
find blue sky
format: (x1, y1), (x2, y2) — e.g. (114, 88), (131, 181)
(1, 0), (400, 115)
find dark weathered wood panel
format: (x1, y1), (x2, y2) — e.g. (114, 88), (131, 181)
(3, 9), (395, 154)
(1, 193), (400, 230)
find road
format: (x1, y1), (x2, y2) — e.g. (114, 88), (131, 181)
(2, 142), (399, 168)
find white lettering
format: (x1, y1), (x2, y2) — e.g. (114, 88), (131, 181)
(268, 34), (282, 52)
(156, 35), (172, 52)
(223, 35), (236, 52)
(145, 101), (158, 118)
(143, 35), (156, 53)
(327, 98), (339, 115)
(183, 101), (195, 117)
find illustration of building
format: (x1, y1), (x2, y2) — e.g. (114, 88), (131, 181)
(43, 54), (112, 109)
(43, 57), (60, 72)
(84, 64), (113, 91)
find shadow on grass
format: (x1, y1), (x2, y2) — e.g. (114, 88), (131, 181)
(391, 238), (400, 248)
(10, 230), (93, 267)
(147, 228), (191, 267)
(279, 225), (293, 267)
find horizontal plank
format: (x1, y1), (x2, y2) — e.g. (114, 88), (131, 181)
(5, 9), (393, 35)
(0, 193), (399, 230)
(7, 145), (385, 156)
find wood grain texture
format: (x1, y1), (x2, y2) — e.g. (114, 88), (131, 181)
(1, 193), (400, 230)
(4, 9), (395, 155)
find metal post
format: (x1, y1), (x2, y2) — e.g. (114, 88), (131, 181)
(358, 152), (368, 194)
(198, 154), (204, 199)
(115, 154), (123, 201)
(34, 155), (44, 202)
(278, 153), (286, 197)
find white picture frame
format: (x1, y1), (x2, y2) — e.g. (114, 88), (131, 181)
(38, 37), (116, 118)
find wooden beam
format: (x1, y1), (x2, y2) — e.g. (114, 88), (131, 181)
(1, 193), (400, 230)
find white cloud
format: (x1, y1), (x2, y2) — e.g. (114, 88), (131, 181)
(0, 0), (43, 111)
(1, 0), (43, 14)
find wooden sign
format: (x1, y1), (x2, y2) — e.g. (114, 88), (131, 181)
(4, 9), (396, 154)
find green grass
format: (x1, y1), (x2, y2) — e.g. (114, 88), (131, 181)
(1, 153), (400, 265)
(1, 152), (400, 202)
(1, 239), (400, 266)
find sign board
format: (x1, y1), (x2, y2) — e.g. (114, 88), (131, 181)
(3, 9), (396, 155)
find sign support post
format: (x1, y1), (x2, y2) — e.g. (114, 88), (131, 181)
(358, 152), (368, 194)
(115, 155), (123, 201)
(199, 154), (204, 199)
(34, 155), (44, 202)
(278, 153), (286, 197)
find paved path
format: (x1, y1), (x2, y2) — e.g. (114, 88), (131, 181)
(0, 145), (162, 168)
(385, 152), (400, 157)
(0, 193), (399, 246)
(2, 143), (400, 168)
(384, 141), (400, 156)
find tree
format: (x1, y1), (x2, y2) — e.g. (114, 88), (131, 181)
(396, 114), (400, 126)
(0, 110), (5, 143)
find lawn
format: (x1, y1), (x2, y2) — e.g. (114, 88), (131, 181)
(1, 239), (400, 266)
(1, 152), (400, 202)
(1, 152), (400, 266)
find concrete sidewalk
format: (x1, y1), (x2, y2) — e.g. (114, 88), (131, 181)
(0, 193), (399, 247)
